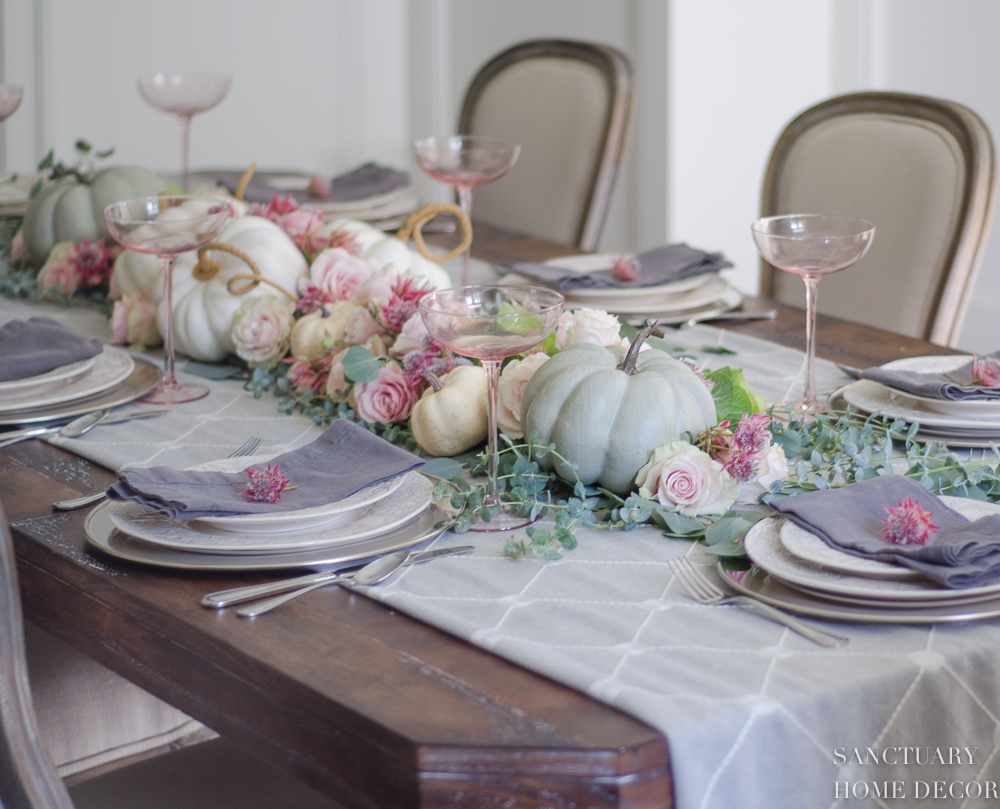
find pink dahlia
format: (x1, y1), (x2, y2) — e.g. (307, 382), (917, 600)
(879, 495), (940, 546)
(239, 463), (294, 504)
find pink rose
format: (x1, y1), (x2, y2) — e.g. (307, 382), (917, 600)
(389, 312), (430, 358)
(110, 292), (161, 347)
(497, 353), (550, 439)
(353, 361), (417, 424)
(10, 229), (26, 264)
(231, 296), (293, 368)
(344, 306), (386, 345)
(635, 441), (738, 517)
(555, 308), (621, 349)
(36, 242), (80, 295)
(354, 268), (397, 307)
(306, 247), (373, 302)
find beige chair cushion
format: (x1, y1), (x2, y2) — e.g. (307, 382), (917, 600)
(467, 57), (610, 245)
(771, 113), (966, 337)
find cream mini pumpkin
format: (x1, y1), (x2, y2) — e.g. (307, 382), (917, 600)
(410, 365), (488, 457)
(289, 301), (358, 360)
(150, 215), (308, 362)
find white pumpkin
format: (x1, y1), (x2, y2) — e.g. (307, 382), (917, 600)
(326, 218), (453, 289)
(113, 250), (161, 297)
(289, 301), (358, 360)
(151, 216), (308, 362)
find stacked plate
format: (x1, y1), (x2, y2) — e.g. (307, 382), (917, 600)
(729, 497), (1000, 623)
(838, 355), (1000, 448)
(0, 347), (161, 426)
(539, 254), (742, 323)
(84, 454), (440, 572)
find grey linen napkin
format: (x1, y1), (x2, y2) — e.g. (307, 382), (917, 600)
(108, 420), (423, 520)
(209, 163), (409, 205)
(508, 244), (732, 293)
(860, 351), (1000, 401)
(770, 476), (1000, 588)
(0, 317), (104, 382)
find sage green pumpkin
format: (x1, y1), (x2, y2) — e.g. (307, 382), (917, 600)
(23, 166), (163, 265)
(520, 342), (717, 495)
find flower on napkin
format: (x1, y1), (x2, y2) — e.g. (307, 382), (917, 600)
(879, 495), (940, 546)
(612, 254), (638, 282)
(972, 355), (1000, 387)
(635, 441), (738, 517)
(239, 463), (294, 504)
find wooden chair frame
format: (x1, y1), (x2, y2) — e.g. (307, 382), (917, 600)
(760, 91), (997, 347)
(458, 39), (635, 251)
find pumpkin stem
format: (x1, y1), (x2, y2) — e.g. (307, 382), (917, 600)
(49, 166), (90, 185)
(421, 369), (445, 391)
(396, 202), (472, 264)
(234, 163), (256, 202)
(318, 304), (330, 318)
(618, 320), (665, 375)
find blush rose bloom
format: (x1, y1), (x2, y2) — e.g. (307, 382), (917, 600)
(354, 268), (397, 307)
(10, 229), (26, 264)
(110, 292), (162, 347)
(497, 353), (549, 439)
(635, 441), (738, 517)
(306, 247), (373, 302)
(390, 312), (430, 358)
(353, 360), (417, 424)
(36, 242), (80, 295)
(555, 308), (621, 349)
(231, 295), (294, 368)
(344, 305), (386, 345)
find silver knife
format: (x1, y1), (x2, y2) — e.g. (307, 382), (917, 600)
(201, 544), (475, 609)
(0, 409), (168, 442)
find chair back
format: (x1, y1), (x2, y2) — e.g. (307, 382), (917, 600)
(760, 91), (996, 346)
(0, 506), (74, 809)
(458, 39), (634, 250)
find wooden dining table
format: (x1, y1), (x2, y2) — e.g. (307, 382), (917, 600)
(0, 222), (958, 809)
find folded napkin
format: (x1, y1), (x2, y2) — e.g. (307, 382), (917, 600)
(770, 476), (1000, 588)
(860, 352), (1000, 401)
(0, 317), (104, 383)
(108, 420), (423, 520)
(508, 244), (732, 293)
(327, 162), (409, 202)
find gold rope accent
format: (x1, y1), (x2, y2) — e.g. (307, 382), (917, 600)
(234, 163), (256, 202)
(191, 242), (298, 301)
(395, 202), (472, 263)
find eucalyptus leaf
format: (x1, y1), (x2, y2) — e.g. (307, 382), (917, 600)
(421, 457), (465, 481)
(342, 345), (381, 383)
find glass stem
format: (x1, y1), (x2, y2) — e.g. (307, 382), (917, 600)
(158, 255), (178, 389)
(482, 358), (501, 505)
(458, 185), (474, 286)
(179, 113), (193, 192)
(802, 273), (820, 411)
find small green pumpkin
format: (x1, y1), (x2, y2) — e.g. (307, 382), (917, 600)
(520, 326), (717, 495)
(23, 166), (164, 265)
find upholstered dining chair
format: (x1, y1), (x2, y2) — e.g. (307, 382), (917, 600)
(759, 91), (997, 347)
(458, 39), (634, 251)
(0, 504), (335, 809)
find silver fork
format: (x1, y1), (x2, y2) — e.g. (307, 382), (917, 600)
(668, 557), (849, 647)
(52, 437), (264, 511)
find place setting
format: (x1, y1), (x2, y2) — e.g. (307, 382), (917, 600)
(730, 475), (1000, 623)
(81, 420), (468, 614)
(836, 352), (1000, 447)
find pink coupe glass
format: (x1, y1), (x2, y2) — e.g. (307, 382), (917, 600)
(0, 84), (23, 124)
(139, 72), (231, 191)
(104, 196), (232, 404)
(751, 214), (875, 412)
(420, 285), (563, 531)
(413, 136), (520, 285)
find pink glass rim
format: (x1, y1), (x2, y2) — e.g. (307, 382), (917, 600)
(418, 285), (565, 317)
(413, 135), (520, 157)
(102, 195), (232, 225)
(751, 213), (875, 240)
(138, 71), (231, 89)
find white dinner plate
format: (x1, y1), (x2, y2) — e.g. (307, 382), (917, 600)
(746, 497), (1000, 604)
(0, 354), (98, 396)
(542, 253), (713, 298)
(86, 505), (446, 571)
(619, 286), (744, 324)
(842, 380), (1000, 431)
(873, 355), (1000, 417)
(719, 555), (1000, 624)
(188, 454), (407, 534)
(107, 471), (432, 555)
(778, 524), (923, 581)
(564, 275), (731, 314)
(0, 357), (162, 426)
(0, 347), (135, 414)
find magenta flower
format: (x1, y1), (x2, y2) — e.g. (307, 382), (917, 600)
(294, 284), (336, 317)
(239, 463), (294, 504)
(731, 412), (772, 453)
(284, 354), (332, 395)
(879, 495), (940, 546)
(972, 354), (1000, 387)
(74, 238), (116, 287)
(612, 254), (638, 282)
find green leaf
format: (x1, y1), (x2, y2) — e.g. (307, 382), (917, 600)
(420, 457), (464, 481)
(704, 366), (765, 423)
(699, 345), (737, 355)
(94, 147), (115, 159)
(342, 345), (381, 383)
(74, 139), (92, 153)
(37, 149), (54, 171)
